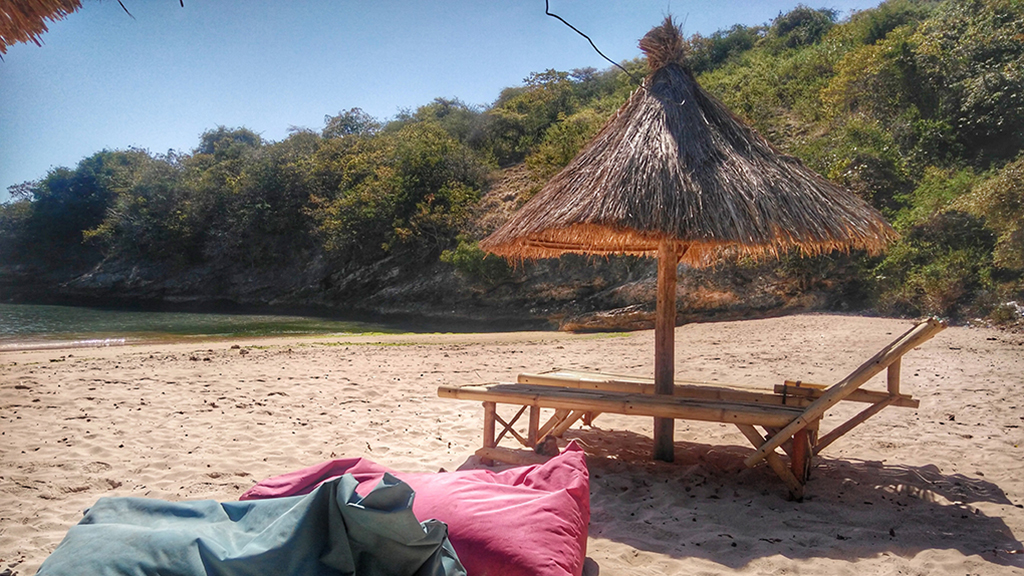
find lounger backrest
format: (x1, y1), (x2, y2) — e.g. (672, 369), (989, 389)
(744, 318), (946, 467)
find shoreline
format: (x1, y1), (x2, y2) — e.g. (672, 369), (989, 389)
(0, 301), (559, 355)
(0, 329), (594, 365)
(2, 313), (1023, 575)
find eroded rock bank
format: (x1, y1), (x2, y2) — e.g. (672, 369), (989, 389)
(1, 246), (861, 331)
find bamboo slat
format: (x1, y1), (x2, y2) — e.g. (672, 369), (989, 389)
(482, 401), (497, 465)
(744, 318), (945, 467)
(519, 370), (920, 408)
(483, 402), (496, 449)
(439, 384), (804, 428)
(537, 409), (571, 440)
(494, 406), (529, 446)
(521, 371), (794, 406)
(776, 381), (919, 408)
(550, 410), (587, 437)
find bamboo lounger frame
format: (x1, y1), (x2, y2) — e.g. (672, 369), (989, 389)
(437, 318), (946, 499)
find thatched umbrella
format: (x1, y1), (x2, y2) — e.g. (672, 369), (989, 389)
(1, 0), (83, 55)
(480, 18), (897, 462)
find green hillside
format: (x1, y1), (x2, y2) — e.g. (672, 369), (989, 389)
(2, 0), (1022, 324)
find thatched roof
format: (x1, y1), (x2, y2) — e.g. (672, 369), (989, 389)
(1, 0), (82, 55)
(481, 18), (897, 267)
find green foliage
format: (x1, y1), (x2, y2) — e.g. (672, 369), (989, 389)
(814, 0), (1024, 169)
(912, 0), (1024, 162)
(699, 39), (839, 136)
(4, 0), (1022, 322)
(481, 69), (582, 166)
(685, 25), (765, 74)
(323, 108), (381, 138)
(196, 126), (262, 158)
(393, 98), (483, 145)
(761, 6), (838, 52)
(821, 25), (924, 121)
(0, 198), (32, 263)
(215, 130), (322, 266)
(794, 117), (913, 212)
(82, 152), (190, 262)
(694, 0), (1023, 318)
(954, 154), (1024, 270)
(309, 122), (485, 261)
(440, 235), (511, 285)
(477, 66), (637, 166)
(15, 150), (150, 259)
(525, 108), (606, 182)
(893, 165), (979, 228)
(307, 132), (402, 258)
(830, 0), (940, 47)
(875, 211), (997, 316)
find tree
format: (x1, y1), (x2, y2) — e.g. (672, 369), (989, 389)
(400, 98), (483, 145)
(83, 152), (191, 262)
(954, 154), (1024, 270)
(323, 108), (381, 139)
(913, 0), (1024, 163)
(480, 69), (582, 166)
(196, 126), (262, 158)
(24, 150), (148, 255)
(761, 5), (838, 52)
(686, 24), (764, 74)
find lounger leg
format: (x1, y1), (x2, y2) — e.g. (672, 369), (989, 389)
(527, 405), (540, 446)
(736, 424), (805, 501)
(482, 401), (496, 466)
(537, 409), (571, 440)
(550, 410), (587, 437)
(791, 429), (811, 483)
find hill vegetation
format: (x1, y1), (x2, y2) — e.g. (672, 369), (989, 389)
(2, 0), (1022, 325)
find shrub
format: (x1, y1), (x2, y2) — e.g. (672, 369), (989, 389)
(440, 236), (511, 285)
(874, 211), (997, 316)
(893, 165), (979, 229)
(953, 154), (1024, 270)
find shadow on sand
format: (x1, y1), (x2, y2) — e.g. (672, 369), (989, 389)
(554, 427), (1024, 572)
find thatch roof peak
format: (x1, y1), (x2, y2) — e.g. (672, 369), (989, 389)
(639, 17), (687, 71)
(480, 17), (897, 267)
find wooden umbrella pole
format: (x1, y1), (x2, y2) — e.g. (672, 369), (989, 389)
(653, 240), (681, 462)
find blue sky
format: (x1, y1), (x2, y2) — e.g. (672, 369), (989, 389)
(0, 0), (884, 201)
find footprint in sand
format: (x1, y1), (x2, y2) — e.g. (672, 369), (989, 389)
(82, 461), (112, 473)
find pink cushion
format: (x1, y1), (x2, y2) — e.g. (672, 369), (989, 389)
(241, 442), (590, 576)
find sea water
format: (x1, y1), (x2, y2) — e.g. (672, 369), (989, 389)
(0, 302), (399, 351)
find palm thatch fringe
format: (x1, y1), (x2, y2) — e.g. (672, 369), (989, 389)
(1, 0), (83, 54)
(481, 18), (896, 267)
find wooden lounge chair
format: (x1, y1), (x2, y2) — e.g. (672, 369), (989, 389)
(438, 318), (945, 499)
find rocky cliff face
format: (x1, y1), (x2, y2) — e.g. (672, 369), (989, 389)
(1, 249), (848, 331)
(0, 165), (860, 329)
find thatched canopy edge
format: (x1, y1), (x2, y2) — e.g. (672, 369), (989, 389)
(0, 0), (83, 54)
(480, 222), (896, 266)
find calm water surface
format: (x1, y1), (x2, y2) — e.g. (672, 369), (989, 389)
(0, 303), (400, 351)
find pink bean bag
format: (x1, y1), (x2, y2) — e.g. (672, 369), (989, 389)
(241, 442), (590, 576)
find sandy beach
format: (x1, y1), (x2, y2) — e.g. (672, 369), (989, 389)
(2, 313), (1023, 575)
